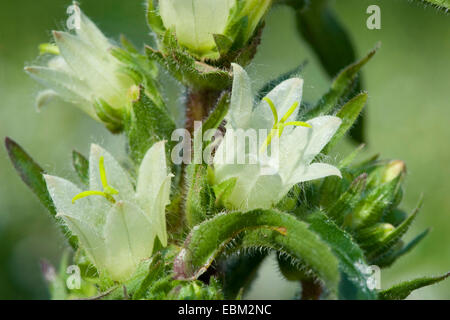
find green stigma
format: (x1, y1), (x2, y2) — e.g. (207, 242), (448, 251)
(260, 97), (312, 153)
(72, 156), (119, 204)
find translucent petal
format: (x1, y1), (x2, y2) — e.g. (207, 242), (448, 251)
(152, 175), (173, 247)
(44, 174), (105, 229)
(228, 63), (253, 129)
(303, 116), (342, 163)
(89, 144), (134, 201)
(159, 0), (235, 53)
(244, 174), (284, 210)
(251, 78), (304, 131)
(104, 201), (155, 281)
(287, 162), (342, 186)
(57, 213), (106, 270)
(24, 66), (92, 108)
(53, 31), (125, 105)
(136, 141), (168, 214)
(72, 4), (111, 53)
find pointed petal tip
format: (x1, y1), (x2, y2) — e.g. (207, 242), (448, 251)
(52, 30), (63, 40)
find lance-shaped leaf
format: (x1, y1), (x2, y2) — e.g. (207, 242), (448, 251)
(306, 213), (377, 300)
(72, 150), (89, 185)
(323, 93), (368, 154)
(173, 209), (340, 296)
(304, 45), (378, 120)
(5, 137), (77, 248)
(185, 164), (216, 227)
(379, 272), (450, 300)
(125, 87), (176, 165)
(293, 0), (375, 143)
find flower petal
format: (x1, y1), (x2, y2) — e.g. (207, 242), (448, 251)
(136, 141), (168, 213)
(24, 66), (92, 112)
(228, 63), (253, 129)
(251, 78), (304, 131)
(303, 116), (342, 163)
(152, 175), (173, 247)
(44, 174), (105, 229)
(57, 213), (106, 270)
(104, 201), (156, 281)
(287, 162), (342, 186)
(159, 0), (234, 54)
(72, 4), (111, 53)
(89, 144), (134, 200)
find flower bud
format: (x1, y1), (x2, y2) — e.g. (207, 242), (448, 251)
(381, 160), (406, 183)
(154, 0), (272, 59)
(25, 3), (141, 132)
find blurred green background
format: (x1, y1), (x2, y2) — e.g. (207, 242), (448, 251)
(0, 0), (448, 299)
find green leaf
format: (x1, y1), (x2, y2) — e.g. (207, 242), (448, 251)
(307, 213), (377, 300)
(293, 0), (372, 143)
(146, 0), (166, 35)
(185, 164), (216, 227)
(5, 137), (77, 248)
(72, 150), (89, 185)
(174, 209), (340, 296)
(304, 45), (378, 119)
(323, 93), (368, 154)
(379, 272), (450, 300)
(124, 87), (176, 165)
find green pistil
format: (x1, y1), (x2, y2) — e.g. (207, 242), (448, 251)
(72, 156), (119, 204)
(260, 97), (312, 153)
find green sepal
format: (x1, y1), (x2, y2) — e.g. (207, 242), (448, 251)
(174, 209), (340, 297)
(374, 229), (430, 268)
(351, 176), (402, 229)
(212, 177), (237, 208)
(72, 150), (89, 186)
(379, 272), (450, 300)
(213, 34), (234, 58)
(5, 137), (77, 249)
(323, 93), (368, 154)
(93, 99), (124, 133)
(365, 198), (422, 261)
(327, 173), (367, 226)
(146, 0), (166, 35)
(145, 31), (232, 90)
(185, 164), (216, 227)
(202, 91), (231, 136)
